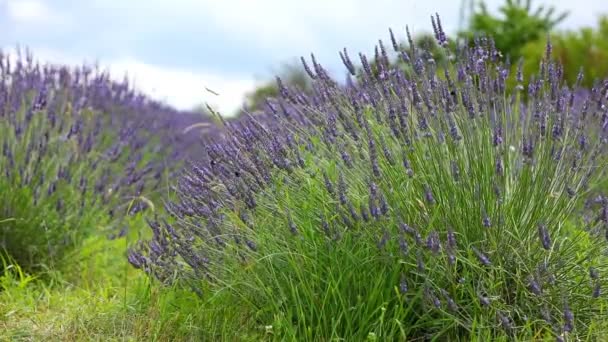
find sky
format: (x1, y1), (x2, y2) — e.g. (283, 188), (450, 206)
(1, 0), (607, 115)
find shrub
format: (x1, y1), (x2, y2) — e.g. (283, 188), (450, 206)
(460, 0), (568, 62)
(243, 60), (313, 113)
(131, 17), (608, 340)
(0, 51), (208, 271)
(519, 15), (608, 89)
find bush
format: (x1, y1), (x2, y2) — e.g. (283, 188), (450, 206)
(519, 15), (608, 89)
(1, 102), (107, 269)
(460, 0), (567, 62)
(131, 18), (608, 340)
(243, 60), (313, 113)
(0, 51), (208, 271)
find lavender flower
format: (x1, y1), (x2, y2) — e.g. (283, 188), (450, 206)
(537, 223), (552, 250)
(389, 28), (399, 52)
(417, 252), (425, 272)
(497, 312), (513, 332)
(398, 234), (409, 255)
(527, 275), (542, 296)
(323, 171), (334, 195)
(426, 231), (441, 254)
(482, 215), (492, 228)
(245, 239), (257, 251)
(590, 267), (599, 280)
(471, 247), (491, 267)
(402, 155), (414, 177)
(377, 230), (390, 250)
(337, 172), (348, 205)
(446, 228), (456, 250)
(593, 282), (601, 298)
(495, 157), (504, 176)
(563, 303), (574, 333)
(478, 293), (491, 307)
(424, 184), (435, 205)
(399, 274), (408, 294)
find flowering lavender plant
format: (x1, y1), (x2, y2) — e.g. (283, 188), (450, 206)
(0, 50), (208, 271)
(132, 16), (608, 340)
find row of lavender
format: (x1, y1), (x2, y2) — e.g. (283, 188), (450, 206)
(0, 49), (210, 270)
(130, 17), (608, 339)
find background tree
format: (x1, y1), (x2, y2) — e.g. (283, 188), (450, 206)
(459, 0), (568, 62)
(519, 15), (608, 88)
(243, 60), (312, 112)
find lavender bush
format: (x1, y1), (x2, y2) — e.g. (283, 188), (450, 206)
(0, 50), (208, 271)
(132, 17), (608, 340)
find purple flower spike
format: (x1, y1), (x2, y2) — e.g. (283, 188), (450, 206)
(563, 303), (574, 333)
(527, 275), (542, 296)
(426, 231), (441, 254)
(424, 184), (435, 205)
(593, 282), (601, 298)
(399, 274), (408, 294)
(537, 223), (552, 250)
(590, 267), (599, 280)
(478, 293), (490, 307)
(471, 247), (491, 267)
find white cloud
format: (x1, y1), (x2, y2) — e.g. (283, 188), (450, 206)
(4, 0), (608, 117)
(2, 46), (256, 115)
(106, 58), (255, 114)
(3, 0), (65, 26)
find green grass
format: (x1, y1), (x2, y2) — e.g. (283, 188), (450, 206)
(0, 228), (265, 342)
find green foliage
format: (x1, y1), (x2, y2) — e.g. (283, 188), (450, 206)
(461, 0), (568, 61)
(520, 16), (608, 88)
(244, 61), (312, 112)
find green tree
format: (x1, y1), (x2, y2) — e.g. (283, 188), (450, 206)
(460, 0), (568, 61)
(520, 15), (608, 88)
(244, 60), (312, 112)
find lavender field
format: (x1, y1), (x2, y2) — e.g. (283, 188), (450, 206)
(2, 2), (608, 341)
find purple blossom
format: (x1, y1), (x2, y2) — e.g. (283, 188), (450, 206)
(399, 274), (408, 294)
(593, 282), (601, 298)
(478, 293), (491, 307)
(426, 231), (441, 254)
(563, 303), (574, 333)
(398, 234), (409, 255)
(537, 224), (552, 250)
(527, 275), (542, 296)
(471, 247), (491, 267)
(424, 185), (435, 205)
(590, 267), (599, 280)
(482, 215), (492, 228)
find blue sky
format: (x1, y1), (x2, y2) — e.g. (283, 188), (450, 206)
(1, 0), (607, 115)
